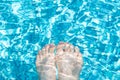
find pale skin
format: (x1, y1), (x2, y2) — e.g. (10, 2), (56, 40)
(36, 42), (83, 80)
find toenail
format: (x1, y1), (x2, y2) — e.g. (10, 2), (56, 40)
(50, 44), (54, 48)
(59, 42), (64, 45)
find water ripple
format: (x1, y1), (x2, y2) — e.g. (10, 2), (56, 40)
(0, 0), (120, 80)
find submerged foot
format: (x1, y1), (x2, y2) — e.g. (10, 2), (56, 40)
(36, 44), (56, 80)
(56, 42), (83, 80)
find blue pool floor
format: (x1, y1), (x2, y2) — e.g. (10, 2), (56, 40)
(0, 0), (120, 80)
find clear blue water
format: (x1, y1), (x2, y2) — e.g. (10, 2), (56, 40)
(0, 0), (120, 80)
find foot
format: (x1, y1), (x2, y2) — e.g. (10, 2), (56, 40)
(55, 42), (83, 80)
(36, 44), (56, 80)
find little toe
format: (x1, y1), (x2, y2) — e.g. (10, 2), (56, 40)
(75, 52), (83, 64)
(38, 50), (42, 57)
(74, 46), (80, 53)
(77, 53), (83, 61)
(41, 47), (46, 55)
(69, 44), (75, 52)
(36, 50), (45, 66)
(36, 54), (41, 66)
(59, 41), (65, 44)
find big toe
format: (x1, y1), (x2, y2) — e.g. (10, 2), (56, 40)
(49, 44), (56, 54)
(41, 44), (50, 55)
(56, 42), (66, 53)
(66, 43), (74, 52)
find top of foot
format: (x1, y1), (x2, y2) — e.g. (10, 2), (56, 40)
(55, 42), (83, 80)
(36, 44), (56, 80)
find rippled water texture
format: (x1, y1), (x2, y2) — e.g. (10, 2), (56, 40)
(0, 0), (120, 80)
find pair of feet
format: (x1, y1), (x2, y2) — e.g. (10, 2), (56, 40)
(36, 42), (83, 80)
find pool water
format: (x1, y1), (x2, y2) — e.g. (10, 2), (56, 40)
(0, 0), (120, 80)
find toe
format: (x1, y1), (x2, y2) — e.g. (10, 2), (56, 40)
(41, 46), (46, 55)
(56, 42), (66, 53)
(64, 43), (71, 52)
(36, 54), (41, 66)
(74, 46), (80, 53)
(68, 44), (75, 52)
(38, 50), (42, 57)
(78, 53), (82, 61)
(45, 45), (50, 53)
(49, 44), (56, 53)
(75, 52), (83, 63)
(36, 51), (42, 66)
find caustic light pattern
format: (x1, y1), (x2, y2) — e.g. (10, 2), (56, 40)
(0, 0), (120, 80)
